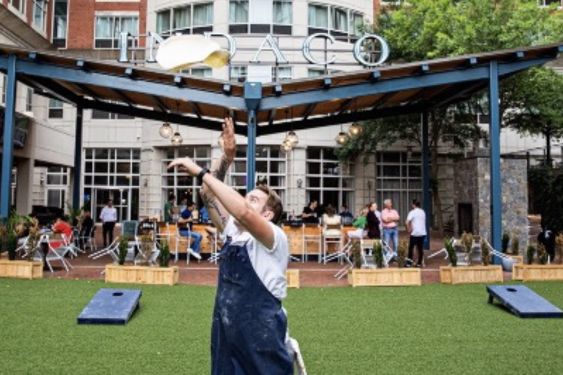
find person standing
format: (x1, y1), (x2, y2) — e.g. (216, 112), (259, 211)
(537, 223), (556, 263)
(163, 194), (176, 223)
(169, 117), (297, 374)
(381, 199), (400, 256)
(79, 209), (94, 249)
(406, 200), (427, 267)
(366, 203), (381, 239)
(99, 199), (117, 248)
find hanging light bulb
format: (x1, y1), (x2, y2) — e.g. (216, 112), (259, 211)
(171, 131), (183, 145)
(159, 122), (173, 138)
(335, 131), (349, 145)
(285, 130), (299, 146)
(348, 122), (362, 138)
(280, 139), (293, 152)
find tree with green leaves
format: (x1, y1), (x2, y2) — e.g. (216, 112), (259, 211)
(338, 0), (563, 233)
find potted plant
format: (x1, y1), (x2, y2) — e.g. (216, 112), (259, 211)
(501, 232), (510, 253)
(0, 214), (43, 279)
(445, 238), (457, 267)
(351, 240), (362, 269)
(137, 233), (154, 266)
(24, 218), (41, 261)
(441, 237), (502, 284)
(373, 241), (384, 269)
(480, 239), (491, 266)
(397, 240), (408, 268)
(510, 234), (520, 256)
(159, 240), (171, 268)
(526, 245), (536, 265)
(118, 237), (129, 265)
(537, 244), (549, 265)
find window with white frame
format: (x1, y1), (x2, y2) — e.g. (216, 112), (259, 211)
(91, 103), (134, 120)
(306, 147), (354, 209)
(181, 67), (212, 77)
(9, 0), (25, 15)
(161, 146), (211, 207)
(46, 167), (69, 209)
(156, 2), (214, 36)
(376, 151), (422, 221)
(229, 0), (292, 35)
(307, 68), (342, 77)
(230, 65), (248, 82)
(95, 15), (139, 48)
(308, 4), (364, 42)
(53, 0), (68, 48)
(230, 146), (286, 203)
(26, 87), (33, 112)
(273, 66), (292, 81)
(84, 148), (141, 187)
(49, 98), (64, 119)
(32, 0), (47, 32)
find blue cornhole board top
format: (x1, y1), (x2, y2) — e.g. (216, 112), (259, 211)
(78, 288), (142, 325)
(487, 285), (563, 318)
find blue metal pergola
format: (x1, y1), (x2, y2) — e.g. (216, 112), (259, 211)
(1, 42), (561, 252)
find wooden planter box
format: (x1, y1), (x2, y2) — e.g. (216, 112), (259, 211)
(512, 263), (524, 280)
(348, 268), (421, 287)
(510, 255), (524, 264)
(515, 264), (563, 282)
(286, 270), (300, 288)
(105, 264), (179, 286)
(0, 260), (43, 279)
(440, 265), (503, 284)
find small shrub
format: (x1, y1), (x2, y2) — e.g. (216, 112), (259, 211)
(501, 232), (510, 253)
(159, 240), (171, 268)
(351, 240), (362, 269)
(537, 244), (549, 265)
(510, 234), (520, 256)
(374, 241), (384, 269)
(480, 239), (491, 266)
(138, 233), (154, 265)
(526, 245), (536, 265)
(445, 238), (457, 267)
(118, 237), (129, 265)
(461, 232), (473, 265)
(555, 234), (563, 264)
(397, 240), (408, 268)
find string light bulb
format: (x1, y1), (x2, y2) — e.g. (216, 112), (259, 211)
(159, 122), (173, 138)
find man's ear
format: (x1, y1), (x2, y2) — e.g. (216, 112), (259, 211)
(263, 210), (274, 221)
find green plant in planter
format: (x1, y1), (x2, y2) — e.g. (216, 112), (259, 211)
(2, 211), (32, 260)
(501, 232), (510, 253)
(118, 237), (129, 265)
(159, 240), (171, 268)
(138, 233), (154, 266)
(537, 244), (549, 265)
(373, 241), (384, 269)
(555, 234), (563, 265)
(510, 234), (520, 256)
(445, 238), (457, 267)
(351, 240), (362, 269)
(480, 239), (491, 266)
(461, 232), (473, 265)
(24, 219), (41, 261)
(526, 245), (536, 265)
(397, 240), (408, 268)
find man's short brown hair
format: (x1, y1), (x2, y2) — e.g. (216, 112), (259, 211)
(255, 185), (283, 224)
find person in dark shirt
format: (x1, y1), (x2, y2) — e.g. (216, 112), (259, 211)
(366, 202), (381, 239)
(339, 205), (354, 225)
(178, 201), (203, 260)
(302, 200), (319, 224)
(80, 209), (94, 237)
(537, 224), (556, 263)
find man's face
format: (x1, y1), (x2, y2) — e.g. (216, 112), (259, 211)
(246, 189), (273, 221)
(385, 200), (392, 209)
(108, 200), (113, 207)
(311, 201), (318, 209)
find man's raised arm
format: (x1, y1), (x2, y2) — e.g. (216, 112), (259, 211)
(199, 117), (235, 232)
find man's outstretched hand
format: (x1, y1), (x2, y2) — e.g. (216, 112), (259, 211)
(221, 117), (236, 161)
(168, 157), (202, 177)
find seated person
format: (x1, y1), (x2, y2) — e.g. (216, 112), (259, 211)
(322, 206), (342, 237)
(51, 215), (73, 248)
(301, 200), (319, 224)
(347, 207), (368, 240)
(339, 205), (354, 225)
(178, 201), (203, 260)
(199, 205), (209, 223)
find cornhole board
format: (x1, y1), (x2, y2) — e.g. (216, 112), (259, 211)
(78, 288), (142, 325)
(486, 285), (563, 318)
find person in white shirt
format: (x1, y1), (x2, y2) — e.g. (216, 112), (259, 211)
(99, 199), (117, 247)
(405, 200), (427, 267)
(168, 118), (299, 375)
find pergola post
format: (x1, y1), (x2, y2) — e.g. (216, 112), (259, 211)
(422, 111), (431, 249)
(489, 61), (502, 261)
(0, 55), (17, 220)
(72, 105), (83, 210)
(244, 82), (262, 192)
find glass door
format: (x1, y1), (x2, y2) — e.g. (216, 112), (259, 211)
(92, 188), (131, 222)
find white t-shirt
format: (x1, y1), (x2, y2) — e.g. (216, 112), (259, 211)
(222, 217), (289, 300)
(406, 208), (427, 237)
(99, 207), (117, 223)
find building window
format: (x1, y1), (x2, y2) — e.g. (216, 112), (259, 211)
(229, 146), (286, 202)
(48, 98), (64, 118)
(181, 67), (212, 77)
(376, 151), (422, 221)
(84, 148), (141, 221)
(32, 0), (47, 32)
(46, 167), (69, 209)
(273, 66), (292, 81)
(308, 4), (363, 42)
(95, 15), (139, 49)
(230, 65), (248, 82)
(53, 0), (68, 48)
(9, 0), (25, 15)
(161, 146), (211, 208)
(26, 88), (33, 112)
(306, 147), (354, 209)
(229, 0), (292, 35)
(91, 106), (134, 120)
(156, 2), (214, 36)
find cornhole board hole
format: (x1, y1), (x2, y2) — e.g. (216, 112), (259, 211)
(78, 288), (142, 325)
(486, 285), (563, 318)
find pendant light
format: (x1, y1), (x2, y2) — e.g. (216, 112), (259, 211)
(335, 124), (349, 145)
(159, 121), (173, 138)
(171, 124), (183, 145)
(348, 122), (362, 138)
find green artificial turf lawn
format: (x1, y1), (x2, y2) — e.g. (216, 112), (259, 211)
(1, 279), (563, 374)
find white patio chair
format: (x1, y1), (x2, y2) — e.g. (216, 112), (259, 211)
(322, 224), (343, 264)
(89, 237), (120, 260)
(302, 223), (322, 263)
(35, 234), (72, 272)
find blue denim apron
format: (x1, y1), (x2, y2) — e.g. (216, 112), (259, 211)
(211, 240), (293, 375)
